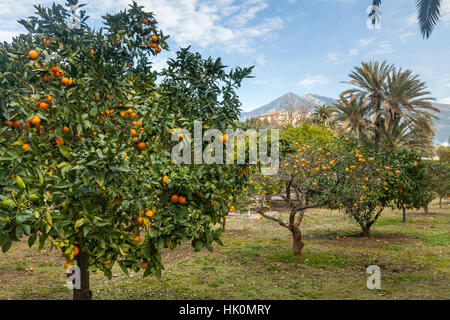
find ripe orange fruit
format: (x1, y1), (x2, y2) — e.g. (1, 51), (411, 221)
(39, 101), (49, 110)
(133, 236), (141, 242)
(44, 39), (50, 46)
(31, 115), (41, 126)
(336, 236), (340, 240)
(345, 137), (350, 142)
(28, 50), (38, 59)
(91, 49), (95, 55)
(64, 262), (73, 268)
(151, 35), (158, 42)
(116, 39), (121, 46)
(163, 175), (168, 184)
(178, 196), (187, 205)
(150, 43), (157, 48)
(141, 261), (149, 269)
(155, 46), (161, 53)
(130, 129), (137, 136)
(138, 141), (146, 149)
(137, 217), (143, 224)
(63, 126), (70, 133)
(61, 77), (71, 85)
(73, 246), (80, 256)
(145, 210), (154, 217)
(178, 133), (184, 140)
(103, 260), (111, 265)
(219, 134), (228, 143)
(43, 74), (50, 81)
(142, 19), (148, 24)
(171, 194), (179, 203)
(22, 144), (31, 151)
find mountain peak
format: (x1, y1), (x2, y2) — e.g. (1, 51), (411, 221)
(240, 92), (336, 120)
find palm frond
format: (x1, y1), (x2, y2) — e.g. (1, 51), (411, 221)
(416, 0), (442, 38)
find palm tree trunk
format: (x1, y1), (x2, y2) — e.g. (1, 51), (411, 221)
(374, 99), (381, 151)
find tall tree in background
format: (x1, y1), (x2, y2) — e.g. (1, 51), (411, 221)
(383, 67), (438, 138)
(334, 96), (369, 144)
(342, 61), (393, 151)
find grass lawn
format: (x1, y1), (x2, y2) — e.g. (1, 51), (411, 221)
(0, 201), (448, 300)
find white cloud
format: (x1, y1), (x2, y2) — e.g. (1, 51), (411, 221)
(439, 97), (450, 104)
(371, 40), (394, 55)
(327, 52), (339, 62)
(358, 37), (375, 47)
(349, 48), (359, 56)
(441, 1), (450, 24)
(298, 74), (330, 88)
(0, 0), (283, 54)
(0, 29), (20, 42)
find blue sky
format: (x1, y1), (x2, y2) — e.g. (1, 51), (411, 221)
(1, 0), (450, 113)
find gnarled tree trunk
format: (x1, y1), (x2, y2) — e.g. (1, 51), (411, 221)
(292, 227), (304, 258)
(73, 250), (92, 300)
(423, 205), (429, 214)
(402, 205), (406, 223)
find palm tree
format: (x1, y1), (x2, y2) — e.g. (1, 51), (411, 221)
(370, 0), (443, 38)
(341, 61), (394, 151)
(379, 118), (435, 155)
(383, 67), (439, 138)
(334, 96), (370, 144)
(312, 104), (334, 124)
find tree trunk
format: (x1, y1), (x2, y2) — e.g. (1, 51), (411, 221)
(439, 197), (442, 209)
(73, 250), (92, 300)
(402, 206), (406, 223)
(362, 225), (371, 238)
(374, 101), (381, 151)
(222, 217), (226, 232)
(423, 205), (429, 214)
(292, 229), (304, 258)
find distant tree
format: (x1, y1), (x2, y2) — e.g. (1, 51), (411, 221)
(436, 145), (450, 163)
(312, 105), (334, 124)
(426, 160), (450, 208)
(383, 67), (438, 138)
(333, 96), (370, 144)
(342, 61), (394, 151)
(243, 117), (271, 129)
(391, 154), (434, 222)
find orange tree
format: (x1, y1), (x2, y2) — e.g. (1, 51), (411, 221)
(0, 1), (251, 299)
(332, 141), (428, 235)
(242, 123), (337, 257)
(425, 160), (450, 209)
(247, 132), (426, 256)
(390, 154), (433, 222)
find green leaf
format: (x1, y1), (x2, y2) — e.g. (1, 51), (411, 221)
(16, 176), (26, 189)
(118, 261), (129, 276)
(2, 239), (12, 253)
(75, 218), (85, 229)
(28, 234), (37, 248)
(58, 145), (73, 158)
(0, 200), (13, 208)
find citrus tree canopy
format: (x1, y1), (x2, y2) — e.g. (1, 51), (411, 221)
(0, 0), (252, 299)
